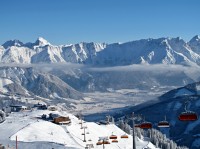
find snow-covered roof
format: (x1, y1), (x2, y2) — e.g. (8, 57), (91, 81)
(10, 105), (26, 108)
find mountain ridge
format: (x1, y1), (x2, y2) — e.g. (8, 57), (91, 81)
(1, 36), (200, 66)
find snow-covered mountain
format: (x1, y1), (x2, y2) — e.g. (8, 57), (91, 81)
(122, 81), (200, 149)
(0, 67), (83, 100)
(92, 37), (200, 66)
(1, 36), (200, 66)
(1, 37), (106, 64)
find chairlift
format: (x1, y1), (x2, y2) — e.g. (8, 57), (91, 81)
(102, 140), (110, 144)
(109, 133), (117, 139)
(158, 116), (170, 128)
(140, 122), (152, 129)
(178, 101), (198, 121)
(179, 111), (198, 121)
(139, 116), (152, 129)
(121, 134), (129, 138)
(112, 139), (118, 143)
(96, 141), (103, 145)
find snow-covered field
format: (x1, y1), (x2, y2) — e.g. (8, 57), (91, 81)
(0, 109), (158, 149)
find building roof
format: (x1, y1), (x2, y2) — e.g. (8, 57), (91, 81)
(10, 105), (24, 108)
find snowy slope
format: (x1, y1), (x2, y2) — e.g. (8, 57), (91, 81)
(161, 81), (200, 100)
(0, 109), (158, 149)
(10, 121), (80, 148)
(31, 45), (65, 63)
(0, 78), (13, 93)
(2, 46), (35, 63)
(62, 42), (107, 63)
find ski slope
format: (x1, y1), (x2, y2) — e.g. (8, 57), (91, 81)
(0, 109), (158, 149)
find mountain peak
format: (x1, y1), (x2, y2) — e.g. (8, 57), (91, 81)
(2, 39), (24, 49)
(175, 36), (182, 40)
(35, 37), (50, 46)
(190, 35), (200, 43)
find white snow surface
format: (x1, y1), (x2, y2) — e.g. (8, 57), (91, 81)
(10, 121), (79, 148)
(0, 109), (158, 149)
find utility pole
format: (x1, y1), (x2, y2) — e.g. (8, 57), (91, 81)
(83, 126), (87, 142)
(99, 137), (108, 149)
(132, 112), (136, 149)
(81, 117), (83, 129)
(16, 135), (18, 149)
(79, 114), (84, 129)
(102, 138), (106, 149)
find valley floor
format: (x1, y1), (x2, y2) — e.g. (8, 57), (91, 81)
(71, 87), (172, 121)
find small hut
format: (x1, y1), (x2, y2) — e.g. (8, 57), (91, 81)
(10, 105), (27, 112)
(34, 103), (47, 110)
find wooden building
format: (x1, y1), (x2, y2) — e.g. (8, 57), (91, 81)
(53, 116), (71, 125)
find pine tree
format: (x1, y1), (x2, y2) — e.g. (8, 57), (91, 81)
(147, 128), (189, 149)
(111, 116), (115, 124)
(124, 122), (131, 134)
(118, 119), (125, 131)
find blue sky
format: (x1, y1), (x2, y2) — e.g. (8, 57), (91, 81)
(0, 0), (200, 45)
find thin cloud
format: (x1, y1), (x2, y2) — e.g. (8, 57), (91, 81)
(0, 63), (199, 81)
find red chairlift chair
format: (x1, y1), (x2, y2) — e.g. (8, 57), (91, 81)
(140, 122), (152, 129)
(179, 111), (198, 121)
(139, 116), (152, 129)
(178, 101), (198, 121)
